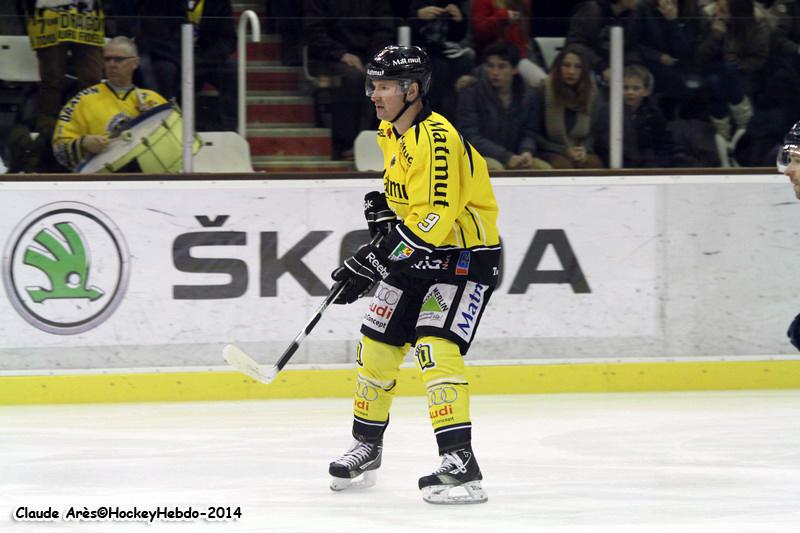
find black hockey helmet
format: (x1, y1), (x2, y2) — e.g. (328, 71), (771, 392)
(778, 119), (800, 173)
(365, 45), (432, 98)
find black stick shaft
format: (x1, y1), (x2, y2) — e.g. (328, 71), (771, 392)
(272, 233), (382, 374)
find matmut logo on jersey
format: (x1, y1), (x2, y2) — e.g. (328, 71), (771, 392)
(450, 282), (487, 343)
(2, 202), (130, 335)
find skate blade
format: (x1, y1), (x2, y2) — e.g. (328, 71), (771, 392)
(421, 481), (488, 505)
(329, 470), (377, 492)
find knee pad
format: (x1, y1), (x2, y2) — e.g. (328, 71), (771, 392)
(351, 337), (408, 441)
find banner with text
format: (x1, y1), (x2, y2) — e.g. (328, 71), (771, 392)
(0, 176), (797, 371)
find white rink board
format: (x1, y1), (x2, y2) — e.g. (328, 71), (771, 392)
(0, 175), (798, 371)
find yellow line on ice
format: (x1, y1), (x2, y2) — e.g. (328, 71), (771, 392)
(0, 359), (798, 405)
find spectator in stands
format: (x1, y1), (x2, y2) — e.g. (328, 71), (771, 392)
(471, 0), (548, 87)
(533, 45), (604, 168)
(695, 0), (769, 146)
(637, 0), (693, 119)
(456, 42), (551, 170)
(566, 0), (644, 83)
(596, 64), (671, 167)
(137, 0), (237, 131)
(409, 1), (475, 119)
(303, 0), (395, 160)
(52, 36), (166, 171)
(20, 0), (105, 170)
(730, 0), (800, 166)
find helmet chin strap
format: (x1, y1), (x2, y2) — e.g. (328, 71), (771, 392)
(390, 92), (420, 123)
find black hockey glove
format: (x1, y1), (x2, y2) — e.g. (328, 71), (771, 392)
(364, 191), (399, 238)
(788, 313), (800, 351)
(331, 243), (391, 304)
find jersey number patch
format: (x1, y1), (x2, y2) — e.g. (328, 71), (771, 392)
(417, 213), (440, 233)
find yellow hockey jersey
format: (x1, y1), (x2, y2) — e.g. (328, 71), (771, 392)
(377, 105), (500, 250)
(53, 82), (167, 170)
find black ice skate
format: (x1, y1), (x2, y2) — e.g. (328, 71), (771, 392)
(418, 447), (487, 504)
(329, 439), (382, 491)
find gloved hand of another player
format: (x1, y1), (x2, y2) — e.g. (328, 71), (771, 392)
(787, 313), (800, 351)
(331, 243), (391, 304)
(364, 191), (399, 238)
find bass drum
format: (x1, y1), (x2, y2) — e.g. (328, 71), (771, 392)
(78, 103), (201, 174)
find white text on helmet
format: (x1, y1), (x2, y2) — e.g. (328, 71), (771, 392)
(392, 57), (422, 66)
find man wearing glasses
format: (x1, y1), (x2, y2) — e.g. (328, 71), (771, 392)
(52, 36), (166, 171)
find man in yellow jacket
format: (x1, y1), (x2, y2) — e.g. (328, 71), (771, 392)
(328, 45), (501, 505)
(52, 36), (166, 171)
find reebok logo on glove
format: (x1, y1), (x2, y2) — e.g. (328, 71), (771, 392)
(366, 251), (390, 279)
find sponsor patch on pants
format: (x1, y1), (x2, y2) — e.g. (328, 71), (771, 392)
(449, 281), (486, 343)
(416, 283), (458, 329)
(362, 282), (403, 333)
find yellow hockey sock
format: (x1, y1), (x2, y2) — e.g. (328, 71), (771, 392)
(414, 336), (472, 448)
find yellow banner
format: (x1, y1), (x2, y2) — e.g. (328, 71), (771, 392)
(27, 7), (105, 49)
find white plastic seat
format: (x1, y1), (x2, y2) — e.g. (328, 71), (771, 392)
(193, 131), (254, 173)
(354, 130), (383, 171)
(0, 35), (40, 82)
(535, 36), (565, 70)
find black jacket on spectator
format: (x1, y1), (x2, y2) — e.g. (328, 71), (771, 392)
(457, 70), (540, 165)
(304, 0), (395, 63)
(694, 11), (769, 96)
(566, 0), (643, 72)
(596, 95), (671, 167)
(637, 0), (691, 67)
(408, 0), (469, 53)
(138, 0), (235, 66)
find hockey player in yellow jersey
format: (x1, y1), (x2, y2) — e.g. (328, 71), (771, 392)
(328, 45), (501, 504)
(52, 36), (166, 171)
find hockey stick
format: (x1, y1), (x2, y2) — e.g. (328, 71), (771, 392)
(223, 233), (382, 384)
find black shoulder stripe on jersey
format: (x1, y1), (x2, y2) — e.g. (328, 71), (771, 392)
(414, 123), (420, 144)
(463, 136), (475, 176)
(467, 208), (482, 241)
(455, 220), (467, 247)
(420, 122), (434, 205)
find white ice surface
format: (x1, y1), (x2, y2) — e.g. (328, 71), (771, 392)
(1, 390), (799, 533)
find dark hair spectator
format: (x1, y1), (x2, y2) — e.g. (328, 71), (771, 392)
(732, 0), (800, 166)
(456, 41), (551, 170)
(695, 0), (768, 150)
(408, 1), (475, 119)
(471, 0), (547, 87)
(533, 45), (604, 168)
(303, 0), (395, 160)
(636, 0), (694, 119)
(566, 0), (644, 83)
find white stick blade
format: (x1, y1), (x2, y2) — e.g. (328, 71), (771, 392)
(223, 344), (273, 384)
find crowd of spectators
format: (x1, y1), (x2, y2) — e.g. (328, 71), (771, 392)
(1, 0), (799, 172)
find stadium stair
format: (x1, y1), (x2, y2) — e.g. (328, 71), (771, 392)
(233, 1), (354, 173)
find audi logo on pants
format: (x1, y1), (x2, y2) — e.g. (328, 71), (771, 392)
(427, 384), (458, 405)
(355, 379), (380, 401)
(374, 284), (401, 305)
